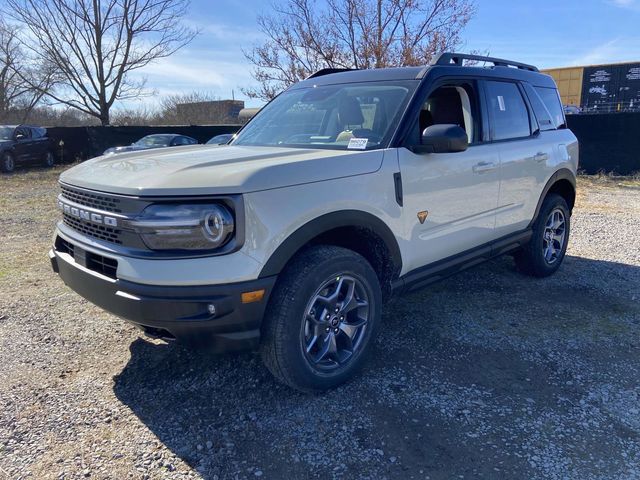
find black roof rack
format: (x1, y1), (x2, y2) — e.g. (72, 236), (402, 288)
(431, 52), (539, 72)
(306, 68), (357, 79)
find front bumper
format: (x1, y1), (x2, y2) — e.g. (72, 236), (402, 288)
(50, 248), (276, 352)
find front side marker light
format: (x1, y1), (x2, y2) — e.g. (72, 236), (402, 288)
(241, 289), (265, 304)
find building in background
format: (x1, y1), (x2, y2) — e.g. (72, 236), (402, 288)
(175, 100), (245, 124)
(542, 62), (640, 113)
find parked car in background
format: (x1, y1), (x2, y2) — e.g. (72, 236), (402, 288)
(0, 125), (55, 173)
(103, 134), (198, 155)
(206, 133), (234, 145)
(563, 105), (582, 115)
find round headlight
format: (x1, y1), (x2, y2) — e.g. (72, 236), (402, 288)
(203, 209), (231, 243)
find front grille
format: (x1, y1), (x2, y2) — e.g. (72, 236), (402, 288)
(56, 237), (75, 256)
(63, 213), (123, 244)
(61, 185), (123, 213)
(86, 252), (118, 279)
(55, 236), (119, 279)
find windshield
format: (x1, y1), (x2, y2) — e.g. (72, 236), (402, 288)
(133, 135), (174, 147)
(232, 81), (416, 150)
(0, 127), (15, 140)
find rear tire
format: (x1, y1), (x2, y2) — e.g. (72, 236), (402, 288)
(1, 152), (15, 173)
(515, 193), (570, 277)
(44, 151), (55, 168)
(260, 245), (382, 393)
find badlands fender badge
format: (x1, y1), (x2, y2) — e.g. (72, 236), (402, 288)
(417, 211), (429, 224)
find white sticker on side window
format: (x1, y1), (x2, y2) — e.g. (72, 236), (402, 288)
(347, 137), (368, 150)
(497, 95), (506, 111)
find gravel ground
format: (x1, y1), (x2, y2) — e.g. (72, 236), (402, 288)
(1, 167), (639, 480)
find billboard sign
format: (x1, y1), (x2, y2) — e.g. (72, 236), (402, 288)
(581, 63), (640, 112)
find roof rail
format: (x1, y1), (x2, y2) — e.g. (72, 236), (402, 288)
(430, 52), (539, 72)
(306, 68), (357, 79)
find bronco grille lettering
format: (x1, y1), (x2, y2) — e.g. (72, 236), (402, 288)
(58, 200), (118, 227)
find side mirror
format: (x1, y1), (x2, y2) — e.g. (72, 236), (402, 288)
(15, 133), (26, 141)
(411, 124), (468, 154)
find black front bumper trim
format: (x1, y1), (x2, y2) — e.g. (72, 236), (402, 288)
(50, 249), (276, 352)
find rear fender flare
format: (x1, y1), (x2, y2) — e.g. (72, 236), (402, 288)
(528, 168), (576, 228)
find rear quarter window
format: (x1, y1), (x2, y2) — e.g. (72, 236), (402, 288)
(534, 87), (566, 129)
(523, 84), (555, 131)
(31, 127), (47, 138)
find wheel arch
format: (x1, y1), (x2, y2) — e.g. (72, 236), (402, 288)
(259, 210), (402, 298)
(529, 169), (576, 228)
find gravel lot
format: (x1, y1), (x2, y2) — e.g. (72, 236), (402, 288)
(1, 167), (639, 480)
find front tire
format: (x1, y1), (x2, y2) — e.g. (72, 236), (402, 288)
(1, 152), (15, 173)
(260, 245), (382, 392)
(515, 193), (570, 277)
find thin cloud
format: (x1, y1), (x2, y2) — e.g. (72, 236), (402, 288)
(608, 0), (640, 9)
(570, 37), (640, 66)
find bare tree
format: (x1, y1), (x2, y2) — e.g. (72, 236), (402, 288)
(244, 0), (475, 101)
(0, 20), (55, 123)
(5, 0), (198, 125)
(110, 105), (155, 125)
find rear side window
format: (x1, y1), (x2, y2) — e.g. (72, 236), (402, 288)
(31, 127), (47, 138)
(523, 83), (555, 131)
(484, 81), (531, 141)
(534, 87), (565, 129)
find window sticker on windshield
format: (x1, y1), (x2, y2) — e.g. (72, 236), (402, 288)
(497, 95), (506, 111)
(348, 138), (368, 150)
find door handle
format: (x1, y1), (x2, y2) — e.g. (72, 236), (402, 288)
(472, 161), (497, 174)
(534, 152), (549, 163)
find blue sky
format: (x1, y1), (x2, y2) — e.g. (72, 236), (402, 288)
(134, 0), (640, 109)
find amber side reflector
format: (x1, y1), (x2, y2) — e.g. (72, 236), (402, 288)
(241, 289), (265, 304)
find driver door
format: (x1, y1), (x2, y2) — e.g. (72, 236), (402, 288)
(397, 80), (500, 273)
(13, 127), (33, 164)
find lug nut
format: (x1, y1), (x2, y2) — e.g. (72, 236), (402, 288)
(340, 316), (344, 321)
(335, 307), (339, 313)
(326, 314), (330, 320)
(326, 327), (330, 333)
(334, 328), (339, 333)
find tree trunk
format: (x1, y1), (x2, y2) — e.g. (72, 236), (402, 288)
(99, 108), (109, 126)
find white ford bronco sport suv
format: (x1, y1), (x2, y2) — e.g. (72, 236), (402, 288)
(51, 53), (578, 392)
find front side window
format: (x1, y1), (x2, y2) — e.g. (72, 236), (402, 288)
(415, 83), (479, 145)
(232, 81), (417, 150)
(485, 81), (531, 141)
(15, 127), (30, 140)
(172, 136), (190, 146)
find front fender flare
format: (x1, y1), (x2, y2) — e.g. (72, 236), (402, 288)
(258, 210), (402, 278)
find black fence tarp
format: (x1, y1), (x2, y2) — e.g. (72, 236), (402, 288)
(47, 125), (241, 162)
(566, 113), (640, 175)
(45, 116), (639, 175)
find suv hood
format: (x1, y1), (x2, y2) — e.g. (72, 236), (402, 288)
(60, 145), (384, 196)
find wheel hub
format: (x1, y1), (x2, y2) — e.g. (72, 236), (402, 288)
(542, 208), (566, 265)
(301, 275), (370, 371)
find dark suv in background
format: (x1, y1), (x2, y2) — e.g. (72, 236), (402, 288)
(0, 125), (56, 173)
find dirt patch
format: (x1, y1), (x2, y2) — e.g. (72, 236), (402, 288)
(1, 169), (639, 479)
